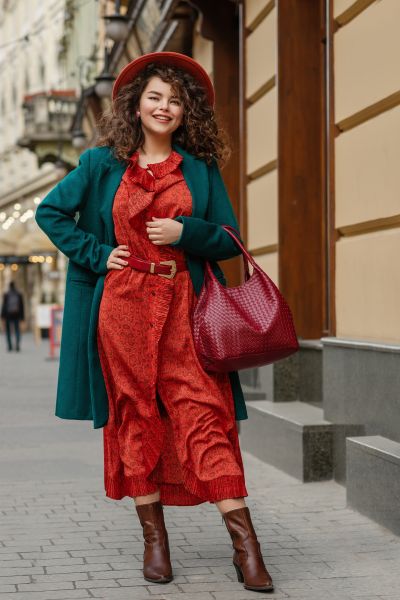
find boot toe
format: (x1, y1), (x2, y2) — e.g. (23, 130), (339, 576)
(144, 572), (173, 583)
(143, 561), (173, 583)
(234, 560), (274, 592)
(245, 570), (274, 590)
(244, 582), (274, 592)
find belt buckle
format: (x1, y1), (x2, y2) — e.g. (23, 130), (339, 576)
(158, 260), (177, 279)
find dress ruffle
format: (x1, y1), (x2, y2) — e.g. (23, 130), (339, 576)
(126, 149), (184, 191)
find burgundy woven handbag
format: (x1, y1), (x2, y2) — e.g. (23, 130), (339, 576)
(192, 225), (299, 372)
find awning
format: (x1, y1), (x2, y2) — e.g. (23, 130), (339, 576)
(0, 222), (56, 257)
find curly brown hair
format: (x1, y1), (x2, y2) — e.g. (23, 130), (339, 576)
(96, 62), (231, 167)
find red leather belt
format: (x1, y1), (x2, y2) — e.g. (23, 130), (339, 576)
(125, 255), (187, 279)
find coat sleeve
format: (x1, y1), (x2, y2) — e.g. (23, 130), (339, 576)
(34, 149), (114, 275)
(170, 159), (244, 260)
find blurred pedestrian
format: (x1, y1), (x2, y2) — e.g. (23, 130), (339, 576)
(1, 281), (24, 352)
(35, 52), (273, 592)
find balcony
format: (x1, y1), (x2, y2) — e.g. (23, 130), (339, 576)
(17, 90), (78, 166)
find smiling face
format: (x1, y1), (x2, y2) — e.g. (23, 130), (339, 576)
(138, 75), (184, 140)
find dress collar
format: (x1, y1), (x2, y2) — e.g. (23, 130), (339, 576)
(128, 149), (183, 179)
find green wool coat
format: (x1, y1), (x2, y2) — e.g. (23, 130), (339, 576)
(35, 143), (248, 428)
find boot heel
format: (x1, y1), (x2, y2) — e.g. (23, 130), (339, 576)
(233, 561), (244, 582)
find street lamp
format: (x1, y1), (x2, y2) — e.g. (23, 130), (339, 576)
(104, 0), (129, 42)
(71, 129), (87, 148)
(94, 47), (115, 98)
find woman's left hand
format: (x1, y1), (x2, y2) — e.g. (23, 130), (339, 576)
(145, 216), (183, 245)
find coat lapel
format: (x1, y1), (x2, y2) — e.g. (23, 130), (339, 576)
(98, 158), (126, 247)
(173, 143), (208, 219)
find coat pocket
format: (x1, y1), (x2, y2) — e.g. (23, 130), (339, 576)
(67, 260), (99, 286)
(68, 279), (96, 288)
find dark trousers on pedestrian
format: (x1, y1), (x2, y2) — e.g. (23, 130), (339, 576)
(5, 318), (20, 351)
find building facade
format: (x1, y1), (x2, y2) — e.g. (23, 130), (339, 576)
(239, 0), (400, 535)
(0, 0), (101, 329)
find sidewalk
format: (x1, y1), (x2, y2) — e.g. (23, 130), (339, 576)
(1, 333), (399, 600)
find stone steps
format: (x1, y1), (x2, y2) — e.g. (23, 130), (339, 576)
(239, 399), (335, 482)
(346, 435), (400, 535)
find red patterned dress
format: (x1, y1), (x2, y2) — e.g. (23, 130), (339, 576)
(97, 149), (248, 506)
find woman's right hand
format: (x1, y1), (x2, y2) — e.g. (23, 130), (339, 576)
(106, 245), (131, 270)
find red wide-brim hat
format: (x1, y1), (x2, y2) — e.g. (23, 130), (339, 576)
(112, 51), (215, 107)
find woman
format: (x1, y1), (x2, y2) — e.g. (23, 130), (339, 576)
(35, 52), (274, 593)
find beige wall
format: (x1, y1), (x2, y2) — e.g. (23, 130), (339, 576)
(245, 0), (278, 285)
(333, 0), (356, 16)
(334, 0), (400, 343)
(336, 229), (400, 343)
(246, 8), (276, 96)
(245, 0), (269, 27)
(247, 171), (277, 250)
(335, 105), (400, 227)
(334, 0), (400, 121)
(192, 12), (213, 80)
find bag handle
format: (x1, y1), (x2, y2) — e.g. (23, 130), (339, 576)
(221, 225), (259, 281)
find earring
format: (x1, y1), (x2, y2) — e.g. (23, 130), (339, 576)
(136, 111), (140, 118)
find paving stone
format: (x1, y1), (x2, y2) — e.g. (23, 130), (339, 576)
(89, 589), (152, 599)
(17, 581), (75, 592)
(0, 585), (17, 594)
(0, 592), (91, 599)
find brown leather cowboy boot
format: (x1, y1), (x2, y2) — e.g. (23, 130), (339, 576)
(222, 506), (274, 592)
(135, 500), (173, 583)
